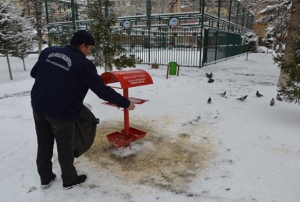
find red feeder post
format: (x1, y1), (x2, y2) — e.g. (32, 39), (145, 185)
(100, 69), (153, 148)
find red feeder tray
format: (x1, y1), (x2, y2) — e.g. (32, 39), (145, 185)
(100, 69), (153, 148)
(106, 132), (133, 148)
(121, 127), (147, 141)
(102, 97), (149, 107)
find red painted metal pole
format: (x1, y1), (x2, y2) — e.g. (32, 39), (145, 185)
(123, 88), (129, 135)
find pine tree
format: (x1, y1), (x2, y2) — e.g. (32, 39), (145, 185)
(86, 0), (140, 72)
(18, 0), (45, 54)
(256, 0), (291, 51)
(10, 14), (36, 71)
(274, 27), (300, 104)
(277, 0), (300, 88)
(241, 31), (258, 60)
(0, 2), (21, 80)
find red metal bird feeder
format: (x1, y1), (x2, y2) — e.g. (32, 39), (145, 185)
(100, 69), (153, 148)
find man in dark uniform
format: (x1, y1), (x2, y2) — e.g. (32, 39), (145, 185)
(30, 30), (135, 190)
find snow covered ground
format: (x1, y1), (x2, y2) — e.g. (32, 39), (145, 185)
(0, 51), (299, 202)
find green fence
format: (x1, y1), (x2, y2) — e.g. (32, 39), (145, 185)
(116, 27), (203, 67)
(202, 29), (246, 65)
(45, 0), (253, 67)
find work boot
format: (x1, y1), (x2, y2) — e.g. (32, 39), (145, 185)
(41, 174), (56, 189)
(63, 175), (87, 190)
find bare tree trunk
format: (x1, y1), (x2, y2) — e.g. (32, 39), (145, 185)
(277, 0), (300, 87)
(35, 0), (43, 55)
(5, 53), (13, 80)
(246, 52), (248, 60)
(22, 58), (26, 71)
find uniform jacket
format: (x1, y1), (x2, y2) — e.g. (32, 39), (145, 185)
(30, 45), (130, 122)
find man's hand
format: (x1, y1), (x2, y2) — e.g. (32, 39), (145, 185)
(126, 101), (135, 110)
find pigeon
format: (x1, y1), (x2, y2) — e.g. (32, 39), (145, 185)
(206, 72), (213, 79)
(237, 95), (247, 101)
(220, 91), (226, 97)
(208, 78), (214, 83)
(276, 93), (283, 101)
(270, 98), (275, 106)
(256, 91), (263, 97)
(207, 97), (211, 104)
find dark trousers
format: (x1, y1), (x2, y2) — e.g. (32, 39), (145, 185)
(33, 110), (78, 184)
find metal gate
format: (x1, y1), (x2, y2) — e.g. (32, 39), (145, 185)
(117, 27), (203, 67)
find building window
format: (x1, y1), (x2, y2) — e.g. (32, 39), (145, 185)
(262, 28), (266, 35)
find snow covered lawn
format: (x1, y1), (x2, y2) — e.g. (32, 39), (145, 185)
(0, 52), (299, 202)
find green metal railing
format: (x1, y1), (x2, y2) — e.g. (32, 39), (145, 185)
(45, 0), (254, 67)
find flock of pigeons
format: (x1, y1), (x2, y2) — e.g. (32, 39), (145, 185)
(205, 72), (283, 106)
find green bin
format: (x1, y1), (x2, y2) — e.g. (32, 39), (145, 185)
(169, 62), (177, 75)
